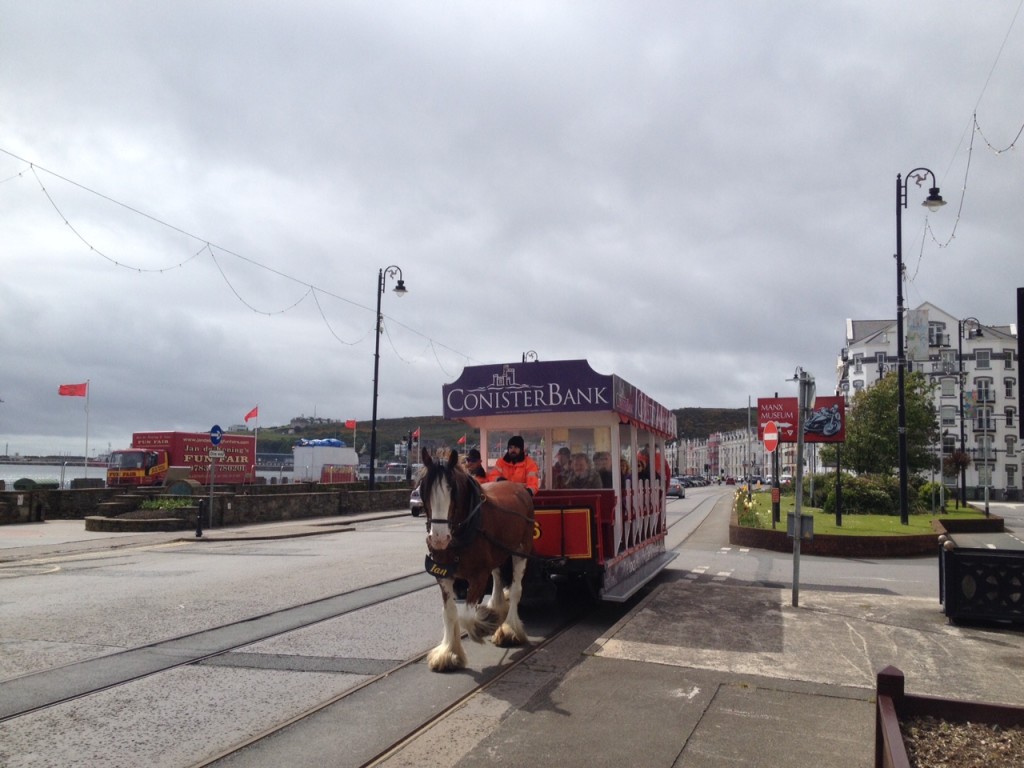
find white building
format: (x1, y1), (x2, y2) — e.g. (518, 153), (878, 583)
(680, 428), (769, 481)
(838, 302), (1019, 501)
(292, 440), (358, 482)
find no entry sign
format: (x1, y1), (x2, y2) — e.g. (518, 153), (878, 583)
(763, 420), (779, 453)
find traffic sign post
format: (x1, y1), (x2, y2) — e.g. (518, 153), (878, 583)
(763, 420), (780, 526)
(207, 425), (222, 532)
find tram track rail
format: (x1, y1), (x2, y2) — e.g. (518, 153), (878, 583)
(197, 605), (588, 768)
(0, 570), (435, 722)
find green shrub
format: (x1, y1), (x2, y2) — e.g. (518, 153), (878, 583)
(819, 474), (895, 515)
(140, 497), (194, 510)
(918, 481), (947, 512)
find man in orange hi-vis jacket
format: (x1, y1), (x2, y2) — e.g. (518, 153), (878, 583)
(487, 435), (540, 495)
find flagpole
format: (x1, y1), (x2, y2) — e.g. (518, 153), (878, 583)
(84, 379), (90, 479)
(253, 408), (259, 481)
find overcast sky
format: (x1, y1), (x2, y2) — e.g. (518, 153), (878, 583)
(1, 1), (1022, 457)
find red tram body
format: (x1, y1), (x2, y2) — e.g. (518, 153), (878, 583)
(443, 359), (677, 601)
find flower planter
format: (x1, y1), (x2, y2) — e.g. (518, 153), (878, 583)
(874, 666), (1024, 768)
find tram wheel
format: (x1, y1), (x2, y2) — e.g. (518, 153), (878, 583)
(554, 574), (599, 606)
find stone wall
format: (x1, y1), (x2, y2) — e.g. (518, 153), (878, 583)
(18, 479), (416, 534)
(0, 480), (414, 526)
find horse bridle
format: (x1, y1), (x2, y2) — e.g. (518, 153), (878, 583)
(425, 472), (486, 548)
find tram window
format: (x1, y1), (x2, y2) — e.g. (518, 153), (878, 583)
(549, 428), (612, 489)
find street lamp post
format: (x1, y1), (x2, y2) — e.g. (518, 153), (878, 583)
(894, 169), (946, 524)
(956, 318), (982, 508)
(369, 265), (408, 491)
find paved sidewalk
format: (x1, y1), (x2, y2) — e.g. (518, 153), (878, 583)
(375, 576), (1024, 767)
(0, 512), (404, 560)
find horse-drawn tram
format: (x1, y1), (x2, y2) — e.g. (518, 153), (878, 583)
(442, 358), (678, 601)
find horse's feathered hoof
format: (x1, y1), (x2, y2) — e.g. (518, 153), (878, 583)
(463, 605), (501, 643)
(427, 645), (467, 673)
(492, 623), (528, 648)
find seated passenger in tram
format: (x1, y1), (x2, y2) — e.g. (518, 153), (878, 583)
(593, 451), (614, 488)
(637, 449), (651, 482)
(563, 452), (602, 489)
(464, 447), (487, 480)
(637, 448), (670, 488)
(551, 446), (571, 489)
(620, 456), (632, 487)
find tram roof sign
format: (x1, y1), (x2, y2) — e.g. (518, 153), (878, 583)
(443, 359), (677, 438)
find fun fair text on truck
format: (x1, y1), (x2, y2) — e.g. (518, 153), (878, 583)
(106, 431), (256, 487)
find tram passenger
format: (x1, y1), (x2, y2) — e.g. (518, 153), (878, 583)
(620, 457), (631, 487)
(487, 435), (540, 495)
(551, 446), (572, 488)
(637, 448), (671, 489)
(637, 449), (651, 482)
(564, 453), (602, 489)
(464, 448), (487, 480)
(593, 452), (614, 488)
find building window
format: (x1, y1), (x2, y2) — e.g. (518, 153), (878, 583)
(978, 462), (993, 487)
(940, 349), (957, 373)
(976, 349), (991, 369)
(1005, 349), (1015, 370)
(940, 405), (956, 427)
(1008, 464), (1018, 489)
(1005, 435), (1016, 458)
(853, 354), (863, 374)
(943, 434), (957, 454)
(977, 432), (994, 460)
(1006, 378), (1016, 399)
(875, 352), (887, 378)
(941, 377), (956, 397)
(929, 322), (946, 346)
(1007, 408), (1017, 428)
(975, 407), (995, 434)
(976, 378), (994, 404)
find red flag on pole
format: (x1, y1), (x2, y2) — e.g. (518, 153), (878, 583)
(412, 427), (420, 439)
(58, 383), (88, 397)
(244, 406), (259, 422)
(457, 435), (466, 445)
(345, 419), (357, 429)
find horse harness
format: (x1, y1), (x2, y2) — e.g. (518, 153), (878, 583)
(424, 475), (536, 578)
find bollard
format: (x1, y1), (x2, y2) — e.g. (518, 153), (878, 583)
(196, 498), (204, 538)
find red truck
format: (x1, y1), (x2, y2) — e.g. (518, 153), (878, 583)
(106, 431), (256, 487)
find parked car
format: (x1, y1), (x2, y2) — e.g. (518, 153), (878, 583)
(667, 479), (686, 498)
(780, 473), (794, 487)
(410, 485), (423, 516)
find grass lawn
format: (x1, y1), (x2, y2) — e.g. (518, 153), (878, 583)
(735, 489), (987, 536)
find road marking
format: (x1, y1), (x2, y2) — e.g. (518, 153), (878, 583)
(684, 565), (733, 582)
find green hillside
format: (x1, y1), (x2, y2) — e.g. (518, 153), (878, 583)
(241, 407), (752, 458)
